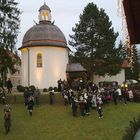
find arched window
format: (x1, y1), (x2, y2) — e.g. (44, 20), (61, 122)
(37, 53), (42, 67)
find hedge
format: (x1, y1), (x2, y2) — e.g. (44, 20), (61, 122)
(2, 93), (64, 105)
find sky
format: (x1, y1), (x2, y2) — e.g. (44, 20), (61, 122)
(15, 0), (122, 50)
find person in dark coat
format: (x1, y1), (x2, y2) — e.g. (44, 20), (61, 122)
(28, 87), (34, 97)
(27, 96), (34, 116)
(97, 101), (103, 119)
(113, 88), (118, 105)
(121, 87), (127, 104)
(49, 89), (55, 105)
(79, 96), (86, 117)
(63, 90), (68, 105)
(23, 88), (29, 105)
(2, 88), (6, 104)
(4, 111), (11, 134)
(78, 79), (84, 91)
(4, 104), (12, 134)
(0, 87), (4, 104)
(71, 96), (78, 117)
(6, 78), (13, 94)
(34, 87), (40, 106)
(57, 79), (62, 92)
(84, 93), (90, 115)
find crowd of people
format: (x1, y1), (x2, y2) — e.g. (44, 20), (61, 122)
(23, 87), (41, 116)
(0, 78), (140, 135)
(59, 79), (139, 118)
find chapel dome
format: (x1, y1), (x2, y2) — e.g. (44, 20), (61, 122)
(20, 22), (67, 49)
(19, 3), (68, 50)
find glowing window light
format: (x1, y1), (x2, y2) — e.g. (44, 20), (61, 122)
(37, 53), (43, 67)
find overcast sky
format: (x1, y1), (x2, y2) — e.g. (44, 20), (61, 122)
(15, 0), (122, 50)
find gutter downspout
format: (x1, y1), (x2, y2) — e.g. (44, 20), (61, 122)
(27, 48), (30, 86)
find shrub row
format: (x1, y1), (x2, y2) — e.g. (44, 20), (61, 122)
(3, 93), (63, 105)
(17, 85), (58, 92)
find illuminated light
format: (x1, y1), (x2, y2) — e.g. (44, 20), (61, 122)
(117, 0), (134, 69)
(35, 69), (43, 82)
(53, 61), (62, 79)
(42, 11), (48, 17)
(21, 48), (28, 52)
(121, 84), (124, 87)
(125, 84), (128, 88)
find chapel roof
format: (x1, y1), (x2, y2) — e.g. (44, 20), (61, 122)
(19, 3), (69, 50)
(19, 22), (68, 50)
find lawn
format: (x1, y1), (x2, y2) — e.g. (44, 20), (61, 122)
(0, 94), (140, 140)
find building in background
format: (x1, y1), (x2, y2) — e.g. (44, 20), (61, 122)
(18, 3), (70, 89)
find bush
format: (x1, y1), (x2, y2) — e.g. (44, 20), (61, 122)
(17, 85), (25, 92)
(48, 87), (53, 91)
(24, 86), (29, 91)
(43, 88), (48, 92)
(122, 115), (140, 140)
(54, 87), (58, 92)
(29, 85), (36, 92)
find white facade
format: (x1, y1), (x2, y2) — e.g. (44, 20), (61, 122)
(21, 46), (69, 89)
(93, 69), (125, 86)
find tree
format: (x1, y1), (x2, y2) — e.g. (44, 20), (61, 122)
(0, 0), (20, 86)
(125, 45), (140, 80)
(69, 3), (123, 81)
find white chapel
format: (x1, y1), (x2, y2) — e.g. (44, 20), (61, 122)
(19, 3), (70, 89)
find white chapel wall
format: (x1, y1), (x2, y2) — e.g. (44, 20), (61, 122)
(29, 46), (69, 89)
(21, 48), (29, 87)
(93, 69), (125, 86)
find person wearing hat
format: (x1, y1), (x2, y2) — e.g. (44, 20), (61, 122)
(6, 78), (13, 94)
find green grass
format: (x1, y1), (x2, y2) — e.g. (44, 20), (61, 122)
(0, 96), (140, 140)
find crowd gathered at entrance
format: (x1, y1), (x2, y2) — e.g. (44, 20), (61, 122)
(0, 78), (140, 134)
(59, 78), (138, 118)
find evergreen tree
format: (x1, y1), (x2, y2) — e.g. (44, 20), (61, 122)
(125, 45), (140, 80)
(69, 3), (123, 81)
(0, 0), (20, 86)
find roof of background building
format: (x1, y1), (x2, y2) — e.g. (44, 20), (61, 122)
(121, 59), (130, 68)
(66, 63), (87, 73)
